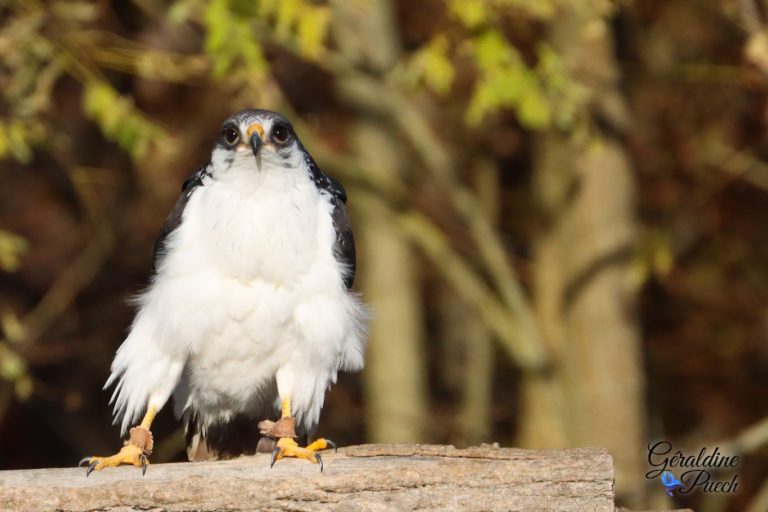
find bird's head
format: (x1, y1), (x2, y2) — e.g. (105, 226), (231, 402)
(210, 109), (303, 177)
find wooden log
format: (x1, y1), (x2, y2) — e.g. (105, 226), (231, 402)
(0, 444), (615, 511)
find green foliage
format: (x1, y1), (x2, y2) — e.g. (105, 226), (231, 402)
(187, 0), (330, 79)
(0, 7), (65, 163)
(257, 0), (331, 60)
(629, 230), (674, 290)
(0, 308), (32, 401)
(419, 1), (573, 129)
(0, 119), (44, 163)
(406, 35), (456, 96)
(448, 0), (489, 28)
(448, 0), (555, 27)
(466, 30), (550, 128)
(202, 0), (267, 78)
(536, 44), (588, 130)
(294, 5), (331, 60)
(0, 343), (32, 400)
(82, 82), (165, 161)
(499, 0), (556, 19)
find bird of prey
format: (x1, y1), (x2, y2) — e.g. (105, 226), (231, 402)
(81, 109), (368, 474)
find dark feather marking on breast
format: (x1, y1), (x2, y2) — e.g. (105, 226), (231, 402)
(301, 150), (356, 289)
(153, 164), (211, 271)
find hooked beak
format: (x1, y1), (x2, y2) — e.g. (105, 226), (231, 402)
(247, 123), (264, 156)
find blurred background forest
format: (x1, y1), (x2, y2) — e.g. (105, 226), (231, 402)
(1, 0), (768, 509)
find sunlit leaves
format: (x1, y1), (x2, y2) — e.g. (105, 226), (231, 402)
(0, 7), (64, 162)
(438, 2), (574, 129)
(0, 8), (66, 117)
(497, 0), (555, 19)
(82, 82), (165, 161)
(0, 343), (32, 400)
(466, 30), (550, 128)
(448, 0), (489, 28)
(0, 120), (44, 163)
(295, 5), (331, 60)
(536, 44), (587, 130)
(272, 0), (300, 38)
(258, 0), (331, 60)
(449, 0), (555, 27)
(203, 0), (267, 78)
(0, 306), (33, 401)
(197, 0), (330, 78)
(0, 230), (28, 273)
(406, 35), (456, 96)
(629, 230), (674, 290)
(407, 29), (556, 130)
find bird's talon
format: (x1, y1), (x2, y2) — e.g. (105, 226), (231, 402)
(78, 456), (91, 467)
(268, 435), (333, 470)
(79, 443), (148, 476)
(326, 440), (337, 453)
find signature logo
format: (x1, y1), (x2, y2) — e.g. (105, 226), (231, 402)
(660, 470), (683, 496)
(646, 441), (739, 496)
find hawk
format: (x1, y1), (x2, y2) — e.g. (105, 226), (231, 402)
(81, 109), (368, 474)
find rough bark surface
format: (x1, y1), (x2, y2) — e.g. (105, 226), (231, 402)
(1, 444), (615, 512)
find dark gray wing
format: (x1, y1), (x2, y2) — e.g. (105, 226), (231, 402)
(329, 191), (356, 289)
(303, 151), (356, 289)
(153, 164), (211, 271)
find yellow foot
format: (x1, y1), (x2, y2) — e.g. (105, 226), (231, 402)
(79, 425), (154, 477)
(79, 444), (149, 476)
(270, 437), (336, 472)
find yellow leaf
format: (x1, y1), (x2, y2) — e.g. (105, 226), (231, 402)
(0, 343), (27, 382)
(409, 35), (456, 96)
(448, 0), (489, 28)
(297, 6), (330, 60)
(276, 0), (300, 39)
(0, 230), (29, 272)
(1, 308), (26, 344)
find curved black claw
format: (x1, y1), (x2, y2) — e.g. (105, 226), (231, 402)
(326, 440), (337, 453)
(270, 447), (281, 468)
(86, 461), (97, 478)
(78, 456), (92, 467)
(140, 454), (148, 476)
(316, 453), (324, 473)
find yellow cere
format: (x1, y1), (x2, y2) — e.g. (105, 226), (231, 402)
(247, 123), (265, 139)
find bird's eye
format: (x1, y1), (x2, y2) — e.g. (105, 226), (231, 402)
(272, 124), (290, 144)
(223, 126), (240, 146)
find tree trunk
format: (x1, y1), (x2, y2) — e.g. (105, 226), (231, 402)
(521, 3), (647, 506)
(355, 122), (429, 443)
(329, 0), (429, 445)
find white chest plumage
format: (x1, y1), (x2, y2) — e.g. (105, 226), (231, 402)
(107, 156), (367, 435)
(190, 167), (321, 284)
